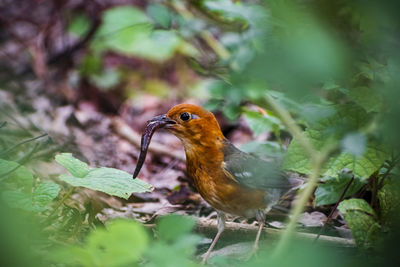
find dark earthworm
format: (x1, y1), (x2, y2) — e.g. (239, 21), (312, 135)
(132, 120), (170, 178)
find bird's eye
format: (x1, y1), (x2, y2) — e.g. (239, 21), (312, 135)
(180, 112), (190, 121)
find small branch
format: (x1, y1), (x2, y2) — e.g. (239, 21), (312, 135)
(314, 175), (355, 242)
(111, 118), (185, 161)
(0, 143), (39, 182)
(0, 133), (48, 156)
(144, 217), (355, 247)
(195, 217), (355, 247)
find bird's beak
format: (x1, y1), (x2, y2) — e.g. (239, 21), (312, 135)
(148, 114), (176, 128)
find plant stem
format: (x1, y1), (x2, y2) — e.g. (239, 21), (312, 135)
(48, 187), (74, 218)
(264, 94), (317, 161)
(263, 93), (331, 255)
(274, 156), (325, 255)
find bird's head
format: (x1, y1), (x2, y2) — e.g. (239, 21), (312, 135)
(149, 104), (225, 149)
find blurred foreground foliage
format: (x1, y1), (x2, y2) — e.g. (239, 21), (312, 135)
(1, 0), (400, 266)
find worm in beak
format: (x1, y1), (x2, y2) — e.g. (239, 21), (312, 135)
(132, 114), (176, 178)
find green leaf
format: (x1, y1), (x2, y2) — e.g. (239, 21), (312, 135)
(32, 182), (60, 212)
(240, 140), (284, 158)
(2, 182), (60, 212)
(68, 13), (90, 37)
(341, 132), (367, 157)
(96, 6), (151, 38)
(324, 140), (388, 179)
(315, 173), (367, 206)
(243, 110), (282, 136)
(378, 181), (400, 223)
(283, 105), (389, 178)
(2, 190), (33, 211)
(91, 6), (197, 61)
(52, 220), (148, 266)
(55, 153), (90, 178)
(0, 159), (33, 191)
(338, 199), (380, 248)
(348, 86), (383, 113)
(157, 215), (196, 242)
(337, 198), (376, 216)
(90, 68), (121, 90)
(56, 154), (153, 199)
(147, 4), (171, 28)
(87, 220), (148, 266)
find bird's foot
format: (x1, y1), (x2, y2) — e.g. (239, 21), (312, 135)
(245, 243), (259, 261)
(201, 252), (211, 265)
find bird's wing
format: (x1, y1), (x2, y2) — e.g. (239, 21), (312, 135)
(221, 141), (290, 191)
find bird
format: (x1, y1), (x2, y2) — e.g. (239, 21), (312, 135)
(134, 103), (294, 263)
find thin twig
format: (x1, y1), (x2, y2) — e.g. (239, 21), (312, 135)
(0, 133), (48, 156)
(0, 143), (39, 182)
(314, 175), (355, 242)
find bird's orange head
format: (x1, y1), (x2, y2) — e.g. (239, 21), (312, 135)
(149, 104), (225, 155)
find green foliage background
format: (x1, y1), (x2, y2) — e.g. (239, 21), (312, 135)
(1, 0), (400, 266)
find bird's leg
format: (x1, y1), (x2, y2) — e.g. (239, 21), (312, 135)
(201, 211), (226, 264)
(253, 210), (266, 251)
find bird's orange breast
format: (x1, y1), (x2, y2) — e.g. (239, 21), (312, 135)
(186, 156), (266, 217)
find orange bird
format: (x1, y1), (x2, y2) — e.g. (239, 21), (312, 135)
(133, 104), (293, 262)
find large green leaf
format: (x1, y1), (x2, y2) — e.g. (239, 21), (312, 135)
(55, 153), (89, 178)
(283, 105), (389, 179)
(338, 199), (381, 248)
(56, 153), (153, 199)
(315, 172), (367, 206)
(32, 182), (61, 211)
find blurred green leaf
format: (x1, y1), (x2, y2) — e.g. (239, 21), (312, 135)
(52, 220), (148, 267)
(96, 6), (150, 37)
(315, 173), (366, 206)
(92, 6), (197, 61)
(68, 13), (90, 37)
(0, 159), (33, 191)
(2, 182), (60, 212)
(90, 68), (121, 90)
(55, 153), (90, 178)
(146, 215), (200, 267)
(378, 181), (400, 223)
(147, 4), (171, 28)
(2, 191), (32, 211)
(56, 154), (153, 199)
(157, 215), (196, 242)
(243, 109), (282, 137)
(341, 132), (367, 157)
(240, 140), (283, 158)
(283, 105), (389, 178)
(348, 86), (383, 113)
